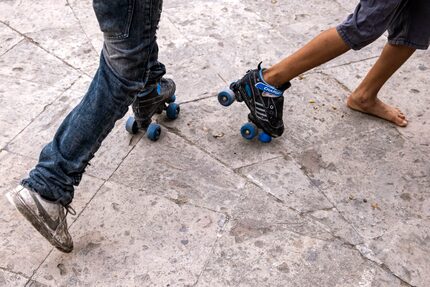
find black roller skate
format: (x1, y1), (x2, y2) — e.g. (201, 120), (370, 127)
(125, 78), (180, 141)
(217, 63), (291, 143)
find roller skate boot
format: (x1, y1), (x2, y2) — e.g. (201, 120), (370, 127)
(125, 78), (180, 141)
(218, 63), (291, 143)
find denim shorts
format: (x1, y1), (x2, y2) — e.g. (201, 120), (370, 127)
(337, 0), (430, 50)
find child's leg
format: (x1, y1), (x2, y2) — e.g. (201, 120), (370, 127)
(263, 1), (409, 87)
(263, 28), (350, 87)
(347, 43), (415, 127)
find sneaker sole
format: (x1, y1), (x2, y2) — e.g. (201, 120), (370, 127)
(6, 190), (73, 253)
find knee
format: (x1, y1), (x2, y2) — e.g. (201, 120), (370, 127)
(338, 0), (404, 50)
(102, 46), (145, 83)
(337, 19), (386, 50)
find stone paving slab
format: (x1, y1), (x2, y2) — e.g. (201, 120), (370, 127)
(167, 0), (386, 71)
(296, 127), (430, 238)
(308, 207), (363, 246)
(163, 1), (299, 82)
(365, 219), (430, 287)
(295, 127), (430, 285)
(32, 181), (226, 287)
(197, 231), (401, 287)
(0, 76), (65, 150)
(244, 0), (348, 29)
(226, 183), (340, 244)
(0, 23), (23, 57)
(0, 269), (29, 287)
(66, 0), (104, 56)
(238, 157), (333, 213)
(110, 130), (247, 213)
(0, 0), (99, 76)
(0, 0), (429, 286)
(0, 39), (80, 90)
(195, 183), (400, 286)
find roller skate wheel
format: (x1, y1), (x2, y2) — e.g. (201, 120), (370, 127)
(217, 88), (235, 107)
(125, 116), (138, 134)
(167, 95), (177, 103)
(258, 132), (272, 143)
(147, 123), (161, 141)
(166, 103), (180, 120)
(240, 123), (258, 140)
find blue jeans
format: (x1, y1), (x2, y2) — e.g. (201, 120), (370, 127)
(22, 0), (166, 206)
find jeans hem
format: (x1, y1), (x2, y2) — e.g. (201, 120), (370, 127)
(388, 39), (428, 50)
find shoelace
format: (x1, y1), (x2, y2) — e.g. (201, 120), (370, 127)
(65, 205), (76, 216)
(58, 204), (76, 229)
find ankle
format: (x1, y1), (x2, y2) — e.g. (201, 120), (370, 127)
(350, 88), (378, 105)
(262, 68), (281, 87)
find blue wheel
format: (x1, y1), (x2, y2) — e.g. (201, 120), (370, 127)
(218, 88), (235, 107)
(166, 103), (180, 120)
(240, 123), (258, 140)
(167, 94), (176, 103)
(125, 116), (138, 134)
(147, 123), (161, 141)
(258, 132), (272, 143)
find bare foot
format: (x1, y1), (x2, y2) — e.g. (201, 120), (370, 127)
(347, 92), (408, 127)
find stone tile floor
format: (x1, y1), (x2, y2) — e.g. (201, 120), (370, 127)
(0, 0), (429, 286)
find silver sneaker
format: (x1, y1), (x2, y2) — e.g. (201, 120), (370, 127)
(6, 185), (74, 253)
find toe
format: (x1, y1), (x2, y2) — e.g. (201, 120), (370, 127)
(396, 116), (408, 127)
